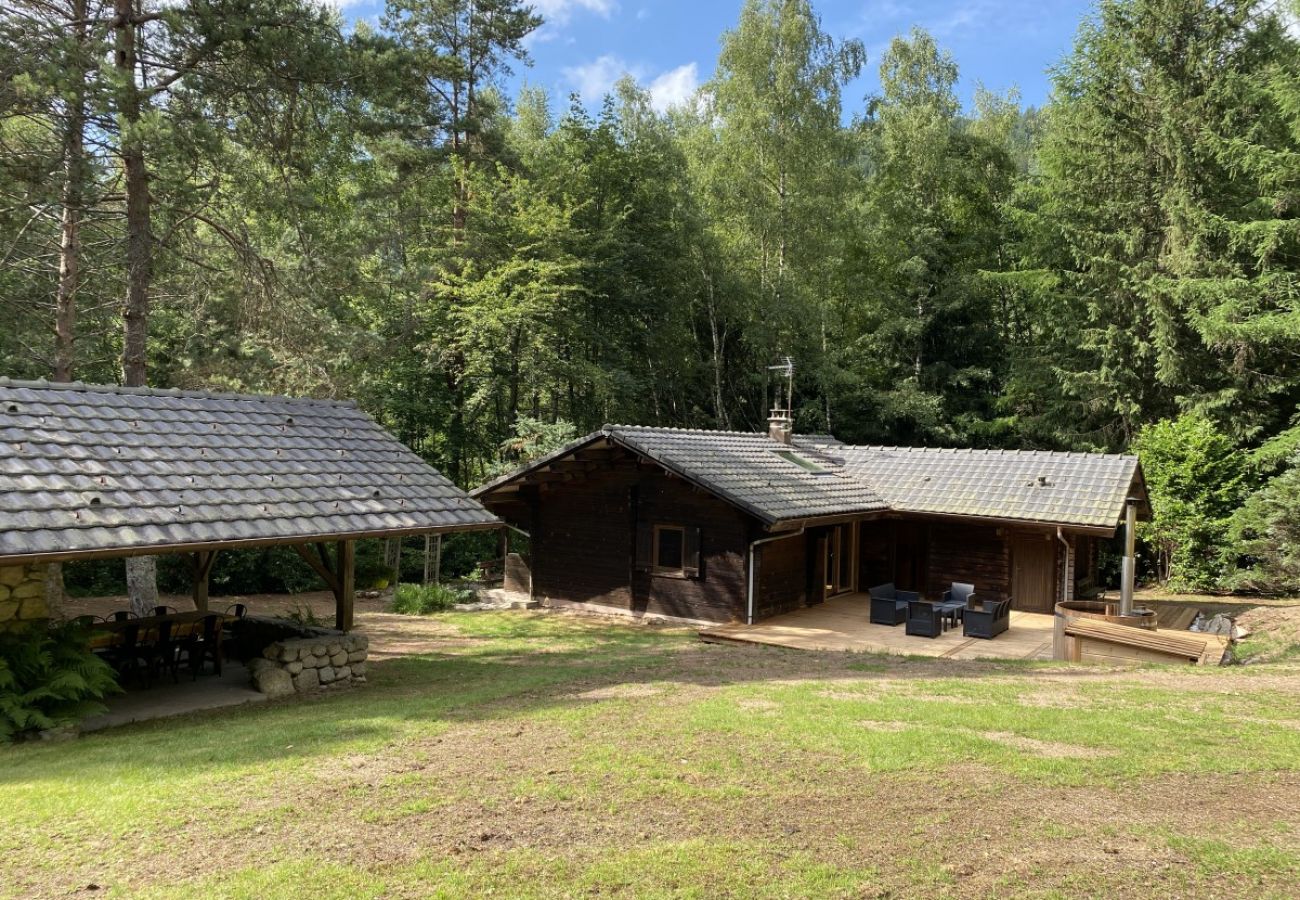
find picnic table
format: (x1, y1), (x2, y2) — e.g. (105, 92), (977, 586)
(89, 611), (226, 649)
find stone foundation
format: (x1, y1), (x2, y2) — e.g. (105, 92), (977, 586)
(247, 626), (369, 697)
(0, 563), (49, 630)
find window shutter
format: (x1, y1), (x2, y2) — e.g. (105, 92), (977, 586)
(635, 521), (653, 570)
(683, 527), (702, 578)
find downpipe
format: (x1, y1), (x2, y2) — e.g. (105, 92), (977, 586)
(746, 527), (806, 625)
(1055, 527), (1071, 607)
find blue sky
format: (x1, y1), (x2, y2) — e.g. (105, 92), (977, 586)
(341, 0), (1097, 114)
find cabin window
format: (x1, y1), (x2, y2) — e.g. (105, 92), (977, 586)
(636, 522), (702, 578)
(653, 525), (685, 572)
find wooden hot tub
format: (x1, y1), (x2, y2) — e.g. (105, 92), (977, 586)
(1052, 599), (1159, 662)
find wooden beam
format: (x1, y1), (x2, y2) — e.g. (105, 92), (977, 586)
(190, 549), (218, 612)
(292, 542), (339, 595)
(335, 539), (355, 632)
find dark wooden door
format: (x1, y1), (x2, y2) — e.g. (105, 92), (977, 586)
(1012, 535), (1056, 613)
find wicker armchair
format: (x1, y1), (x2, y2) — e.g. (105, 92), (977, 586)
(904, 600), (944, 638)
(963, 598), (1011, 639)
(936, 582), (975, 628)
(869, 583), (918, 626)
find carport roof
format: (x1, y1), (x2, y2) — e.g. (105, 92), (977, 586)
(0, 379), (499, 564)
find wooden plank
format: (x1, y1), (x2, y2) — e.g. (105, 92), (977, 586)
(1064, 617), (1208, 659)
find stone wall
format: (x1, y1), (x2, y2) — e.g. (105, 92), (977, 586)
(0, 563), (49, 630)
(246, 628), (369, 697)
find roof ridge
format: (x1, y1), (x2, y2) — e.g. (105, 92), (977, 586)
(0, 377), (356, 408)
(604, 423), (781, 439)
(844, 444), (1136, 460)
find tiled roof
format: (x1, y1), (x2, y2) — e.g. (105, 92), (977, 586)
(0, 380), (499, 562)
(807, 442), (1142, 530)
(475, 425), (1143, 531)
(607, 426), (889, 524)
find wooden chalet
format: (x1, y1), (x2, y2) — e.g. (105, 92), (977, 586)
(472, 417), (1149, 626)
(0, 380), (499, 631)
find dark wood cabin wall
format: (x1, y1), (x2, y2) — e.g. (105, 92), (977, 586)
(527, 469), (638, 611)
(924, 522), (1012, 603)
(857, 522), (895, 590)
(483, 461), (751, 623)
(631, 474), (751, 622)
(754, 533), (807, 619)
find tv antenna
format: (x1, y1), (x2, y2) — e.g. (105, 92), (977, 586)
(767, 357), (794, 420)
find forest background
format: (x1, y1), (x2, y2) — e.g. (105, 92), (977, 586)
(3, 0), (1298, 597)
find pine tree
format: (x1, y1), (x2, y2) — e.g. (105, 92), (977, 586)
(1011, 0), (1300, 450)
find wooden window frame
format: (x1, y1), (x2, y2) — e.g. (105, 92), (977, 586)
(652, 524), (687, 576)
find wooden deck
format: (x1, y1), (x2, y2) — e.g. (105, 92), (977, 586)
(699, 593), (1056, 661)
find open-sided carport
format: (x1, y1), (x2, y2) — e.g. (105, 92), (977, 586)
(0, 379), (500, 631)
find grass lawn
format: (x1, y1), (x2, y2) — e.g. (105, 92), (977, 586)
(4, 610), (1300, 898)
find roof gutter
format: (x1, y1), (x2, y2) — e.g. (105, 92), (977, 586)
(746, 527), (805, 625)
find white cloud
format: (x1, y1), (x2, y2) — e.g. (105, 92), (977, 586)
(562, 56), (699, 112)
(530, 0), (616, 24)
(647, 62), (699, 112)
(563, 54), (635, 103)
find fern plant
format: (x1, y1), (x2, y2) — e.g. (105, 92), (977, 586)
(0, 622), (121, 741)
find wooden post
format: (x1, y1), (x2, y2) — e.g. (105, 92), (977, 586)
(498, 527), (509, 579)
(423, 534), (433, 586)
(384, 537), (401, 589)
(191, 550), (218, 612)
(336, 539), (355, 632)
(433, 534), (442, 585)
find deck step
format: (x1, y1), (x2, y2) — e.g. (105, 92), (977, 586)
(1155, 605), (1201, 631)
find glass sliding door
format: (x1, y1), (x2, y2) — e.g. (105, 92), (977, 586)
(824, 524), (856, 597)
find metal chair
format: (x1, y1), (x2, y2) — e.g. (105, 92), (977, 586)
(143, 620), (181, 685)
(152, 605), (180, 617)
(70, 614), (104, 627)
(183, 613), (224, 679)
(109, 610), (136, 622)
(105, 622), (145, 685)
(225, 603), (248, 619)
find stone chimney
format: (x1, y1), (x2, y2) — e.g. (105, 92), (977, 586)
(768, 412), (793, 444)
(767, 357), (795, 444)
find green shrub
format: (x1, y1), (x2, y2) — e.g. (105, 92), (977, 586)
(0, 623), (121, 742)
(390, 583), (472, 616)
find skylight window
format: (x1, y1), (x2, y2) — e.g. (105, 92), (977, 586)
(772, 449), (831, 475)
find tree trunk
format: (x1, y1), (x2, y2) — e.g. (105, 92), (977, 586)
(126, 556), (159, 617)
(115, 0), (159, 614)
(46, 0), (91, 618)
(54, 0), (88, 385)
